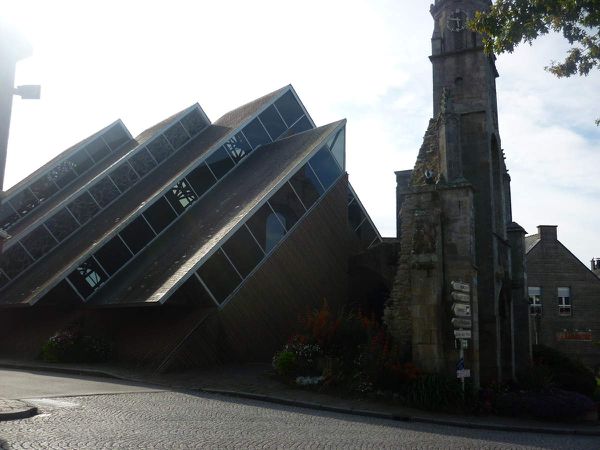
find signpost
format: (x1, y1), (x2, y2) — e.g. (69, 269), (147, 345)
(453, 329), (471, 339)
(450, 280), (472, 389)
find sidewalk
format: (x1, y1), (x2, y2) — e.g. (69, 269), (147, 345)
(1, 358), (599, 436)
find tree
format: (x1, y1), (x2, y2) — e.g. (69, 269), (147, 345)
(471, 0), (600, 77)
(471, 0), (600, 123)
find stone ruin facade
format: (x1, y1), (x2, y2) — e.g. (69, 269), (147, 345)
(385, 0), (530, 387)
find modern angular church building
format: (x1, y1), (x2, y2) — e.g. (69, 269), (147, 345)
(0, 86), (379, 369)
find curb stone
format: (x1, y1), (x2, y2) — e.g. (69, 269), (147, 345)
(1, 361), (599, 436)
(196, 388), (600, 436)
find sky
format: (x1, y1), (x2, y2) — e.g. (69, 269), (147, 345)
(3, 0), (599, 266)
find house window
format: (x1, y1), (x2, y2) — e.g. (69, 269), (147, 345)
(528, 286), (542, 315)
(558, 287), (571, 316)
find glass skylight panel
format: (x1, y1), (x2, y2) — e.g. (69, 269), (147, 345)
(9, 188), (39, 217)
(289, 165), (323, 210)
(0, 203), (19, 230)
(247, 203), (287, 253)
(21, 224), (57, 259)
(274, 90), (304, 127)
(356, 220), (377, 245)
(164, 122), (189, 149)
(44, 208), (79, 242)
(102, 124), (130, 150)
(89, 176), (120, 208)
(50, 161), (78, 188)
(165, 179), (198, 214)
(286, 116), (312, 135)
(143, 197), (177, 234)
(269, 182), (306, 231)
(120, 216), (156, 254)
(196, 249), (242, 304)
(242, 118), (271, 149)
(222, 226), (264, 278)
(29, 175), (59, 202)
(68, 257), (107, 298)
(180, 109), (208, 136)
(309, 147), (342, 190)
(67, 191), (100, 225)
(110, 162), (139, 193)
(0, 243), (33, 279)
(94, 235), (133, 276)
(348, 198), (365, 230)
(171, 276), (215, 308)
(67, 150), (94, 176)
(86, 138), (112, 163)
(205, 147), (235, 179)
(259, 105), (287, 140)
(0, 271), (9, 290)
(186, 163), (217, 197)
(130, 148), (157, 177)
(328, 128), (345, 170)
(223, 133), (251, 164)
(147, 135), (174, 164)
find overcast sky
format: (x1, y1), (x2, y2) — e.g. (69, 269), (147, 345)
(4, 0), (599, 266)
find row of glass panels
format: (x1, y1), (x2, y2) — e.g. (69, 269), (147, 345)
(50, 91), (314, 300)
(172, 133), (346, 307)
(0, 122), (131, 233)
(348, 189), (380, 248)
(0, 107), (209, 290)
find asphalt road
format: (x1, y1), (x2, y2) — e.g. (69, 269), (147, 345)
(0, 369), (599, 449)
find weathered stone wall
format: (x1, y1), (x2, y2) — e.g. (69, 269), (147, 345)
(527, 227), (600, 370)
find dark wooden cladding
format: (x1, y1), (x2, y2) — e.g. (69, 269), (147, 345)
(218, 175), (351, 361)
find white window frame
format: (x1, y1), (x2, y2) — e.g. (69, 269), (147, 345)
(557, 287), (571, 316)
(528, 286), (542, 315)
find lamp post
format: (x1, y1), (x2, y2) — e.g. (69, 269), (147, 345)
(0, 21), (39, 251)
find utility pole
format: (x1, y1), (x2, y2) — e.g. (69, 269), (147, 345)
(0, 21), (39, 251)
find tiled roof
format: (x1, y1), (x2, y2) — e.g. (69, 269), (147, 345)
(90, 121), (344, 306)
(525, 234), (540, 254)
(214, 86), (289, 128)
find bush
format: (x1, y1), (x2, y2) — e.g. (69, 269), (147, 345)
(272, 300), (422, 394)
(401, 373), (465, 412)
(496, 388), (596, 420)
(272, 350), (297, 377)
(40, 329), (112, 363)
(532, 345), (596, 397)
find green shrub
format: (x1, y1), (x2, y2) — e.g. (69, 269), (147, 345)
(40, 329), (113, 363)
(533, 345), (596, 397)
(401, 373), (465, 412)
(516, 365), (554, 392)
(272, 350), (297, 377)
(496, 388), (596, 420)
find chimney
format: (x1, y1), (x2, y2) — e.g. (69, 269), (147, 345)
(537, 225), (558, 242)
(592, 258), (600, 271)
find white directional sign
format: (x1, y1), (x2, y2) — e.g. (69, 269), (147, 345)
(456, 369), (471, 379)
(452, 303), (471, 317)
(451, 281), (470, 293)
(451, 292), (470, 303)
(454, 329), (472, 339)
(451, 317), (472, 329)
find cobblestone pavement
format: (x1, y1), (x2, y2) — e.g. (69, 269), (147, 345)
(0, 391), (598, 449)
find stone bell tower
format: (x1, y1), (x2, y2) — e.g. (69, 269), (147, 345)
(386, 0), (529, 387)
